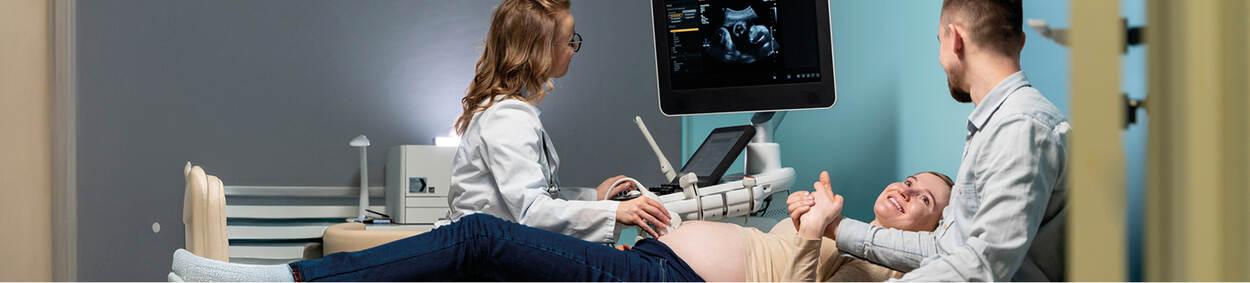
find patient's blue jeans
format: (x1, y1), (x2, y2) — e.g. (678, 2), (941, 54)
(288, 213), (704, 282)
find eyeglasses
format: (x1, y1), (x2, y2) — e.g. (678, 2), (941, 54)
(563, 32), (582, 53)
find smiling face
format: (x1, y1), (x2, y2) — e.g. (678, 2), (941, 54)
(873, 172), (954, 231)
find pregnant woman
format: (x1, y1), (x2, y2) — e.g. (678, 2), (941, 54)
(171, 171), (953, 281)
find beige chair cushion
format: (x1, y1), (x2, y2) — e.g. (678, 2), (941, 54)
(182, 162), (229, 261)
(204, 175), (228, 260)
(322, 223), (429, 255)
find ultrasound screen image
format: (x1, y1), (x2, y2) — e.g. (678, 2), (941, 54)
(664, 0), (822, 90)
(704, 2), (779, 64)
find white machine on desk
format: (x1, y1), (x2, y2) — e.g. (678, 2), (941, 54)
(386, 145), (456, 224)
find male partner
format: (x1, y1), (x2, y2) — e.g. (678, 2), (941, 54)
(796, 0), (1069, 281)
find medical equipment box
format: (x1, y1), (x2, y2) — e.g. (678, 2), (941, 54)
(386, 145), (456, 224)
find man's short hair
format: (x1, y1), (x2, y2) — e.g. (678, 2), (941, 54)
(941, 0), (1024, 56)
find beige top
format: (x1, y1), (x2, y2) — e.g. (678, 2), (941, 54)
(743, 219), (904, 282)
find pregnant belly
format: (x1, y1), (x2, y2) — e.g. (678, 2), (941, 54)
(657, 221), (747, 281)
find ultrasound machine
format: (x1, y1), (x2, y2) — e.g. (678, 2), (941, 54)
(612, 0), (837, 224)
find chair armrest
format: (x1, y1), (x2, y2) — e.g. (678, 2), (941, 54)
(322, 223), (429, 255)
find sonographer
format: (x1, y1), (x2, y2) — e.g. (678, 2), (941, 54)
(442, 0), (672, 243)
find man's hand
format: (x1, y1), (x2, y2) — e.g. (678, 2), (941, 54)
(816, 171), (844, 239)
(596, 175), (633, 200)
(797, 171), (844, 239)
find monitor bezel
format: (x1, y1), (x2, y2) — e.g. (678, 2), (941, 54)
(650, 0), (837, 116)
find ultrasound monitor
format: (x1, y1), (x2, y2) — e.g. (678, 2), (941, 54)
(651, 0), (836, 115)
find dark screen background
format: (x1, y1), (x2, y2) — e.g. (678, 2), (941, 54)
(666, 0), (821, 90)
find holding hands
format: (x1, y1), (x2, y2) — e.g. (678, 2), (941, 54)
(786, 171), (845, 239)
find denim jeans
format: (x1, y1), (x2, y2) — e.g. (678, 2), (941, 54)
(288, 213), (704, 281)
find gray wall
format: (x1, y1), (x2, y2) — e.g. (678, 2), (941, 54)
(75, 0), (679, 280)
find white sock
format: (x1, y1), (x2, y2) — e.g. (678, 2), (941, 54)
(172, 249), (295, 282)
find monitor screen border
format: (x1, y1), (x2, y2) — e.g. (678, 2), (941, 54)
(650, 0), (838, 116)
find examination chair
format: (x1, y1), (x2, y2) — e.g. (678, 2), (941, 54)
(172, 162), (426, 281)
(181, 162), (229, 262)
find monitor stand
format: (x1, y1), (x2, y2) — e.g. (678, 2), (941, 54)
(744, 111), (796, 214)
(708, 111), (794, 229)
(746, 112), (788, 176)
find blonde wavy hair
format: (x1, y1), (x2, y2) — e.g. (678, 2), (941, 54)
(454, 0), (572, 135)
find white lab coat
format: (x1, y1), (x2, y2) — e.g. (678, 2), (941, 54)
(446, 98), (621, 244)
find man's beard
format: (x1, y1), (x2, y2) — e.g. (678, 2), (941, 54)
(947, 73), (972, 103)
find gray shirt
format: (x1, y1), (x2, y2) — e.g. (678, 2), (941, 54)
(835, 71), (1069, 281)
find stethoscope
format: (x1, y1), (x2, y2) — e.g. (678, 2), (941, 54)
(539, 133), (561, 197)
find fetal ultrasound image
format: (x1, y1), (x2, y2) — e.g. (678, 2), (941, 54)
(702, 0), (780, 64)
